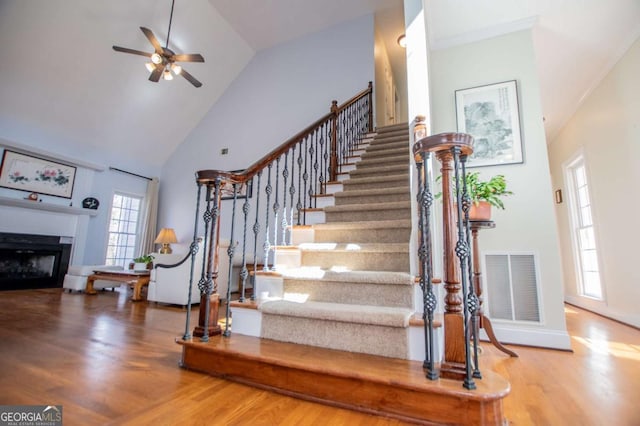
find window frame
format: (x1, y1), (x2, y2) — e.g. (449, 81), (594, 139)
(104, 191), (145, 268)
(563, 150), (605, 301)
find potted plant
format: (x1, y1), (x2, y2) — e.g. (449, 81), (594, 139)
(132, 254), (154, 271)
(436, 172), (513, 220)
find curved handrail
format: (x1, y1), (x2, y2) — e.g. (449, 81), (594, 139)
(197, 82), (373, 185)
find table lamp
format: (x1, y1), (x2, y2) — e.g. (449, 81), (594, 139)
(155, 228), (178, 254)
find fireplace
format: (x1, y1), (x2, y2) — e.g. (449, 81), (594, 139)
(0, 233), (72, 290)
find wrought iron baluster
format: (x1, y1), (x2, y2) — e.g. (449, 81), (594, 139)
(461, 155), (481, 379)
(251, 171), (262, 300)
(273, 157), (281, 249)
(239, 178), (251, 303)
(416, 152), (439, 380)
(183, 182), (202, 341)
(319, 127), (325, 195)
(309, 130), (324, 208)
(281, 151), (289, 246)
(452, 146), (475, 390)
(302, 135), (309, 225)
(290, 144), (298, 237)
(224, 183), (239, 337)
(263, 164), (273, 271)
(313, 128), (320, 201)
(200, 179), (220, 342)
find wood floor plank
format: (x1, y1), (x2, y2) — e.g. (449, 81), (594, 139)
(1, 288), (639, 425)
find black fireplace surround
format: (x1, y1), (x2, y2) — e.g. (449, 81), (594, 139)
(0, 232), (72, 290)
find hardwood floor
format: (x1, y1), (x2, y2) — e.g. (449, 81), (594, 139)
(0, 288), (638, 425)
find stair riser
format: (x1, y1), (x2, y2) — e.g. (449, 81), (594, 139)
(301, 251), (410, 272)
(313, 226), (411, 244)
(283, 279), (413, 308)
(325, 207), (411, 222)
(261, 315), (409, 358)
(334, 192), (410, 205)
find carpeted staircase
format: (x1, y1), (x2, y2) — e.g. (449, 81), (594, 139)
(259, 123), (416, 359)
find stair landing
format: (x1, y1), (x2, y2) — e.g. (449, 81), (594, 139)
(178, 335), (510, 425)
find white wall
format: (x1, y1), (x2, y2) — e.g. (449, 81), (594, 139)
(548, 37), (640, 328)
(374, 28), (396, 127)
(429, 30), (570, 349)
(158, 15), (376, 249)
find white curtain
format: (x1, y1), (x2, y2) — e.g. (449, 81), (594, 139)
(138, 177), (159, 255)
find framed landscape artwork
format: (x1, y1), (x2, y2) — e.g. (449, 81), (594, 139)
(0, 150), (76, 198)
(455, 80), (523, 167)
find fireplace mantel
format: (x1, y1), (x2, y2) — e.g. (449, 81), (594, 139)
(0, 196), (98, 216)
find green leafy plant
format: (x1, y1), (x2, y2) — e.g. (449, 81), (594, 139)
(133, 254), (155, 264)
(464, 172), (512, 209)
(436, 172), (513, 209)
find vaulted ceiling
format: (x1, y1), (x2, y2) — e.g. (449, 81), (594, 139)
(0, 0), (637, 175)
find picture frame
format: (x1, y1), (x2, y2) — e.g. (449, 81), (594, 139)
(221, 171), (253, 200)
(455, 80), (523, 167)
(0, 150), (76, 198)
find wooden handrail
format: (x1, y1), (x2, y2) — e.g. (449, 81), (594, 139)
(197, 82), (373, 185)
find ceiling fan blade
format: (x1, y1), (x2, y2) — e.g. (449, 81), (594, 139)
(180, 69), (202, 88)
(112, 45), (152, 57)
(172, 53), (205, 63)
(148, 66), (163, 83)
(140, 26), (163, 53)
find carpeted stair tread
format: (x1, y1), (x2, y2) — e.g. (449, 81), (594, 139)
(299, 242), (409, 253)
(260, 300), (413, 328)
(280, 268), (413, 285)
(354, 155), (409, 168)
(343, 174), (408, 186)
(361, 147), (409, 158)
(312, 219), (411, 243)
(334, 187), (409, 199)
(376, 126), (409, 135)
(324, 200), (410, 213)
(367, 136), (409, 151)
(349, 164), (408, 177)
(313, 219), (411, 231)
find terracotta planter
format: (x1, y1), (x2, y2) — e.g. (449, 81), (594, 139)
(469, 201), (492, 221)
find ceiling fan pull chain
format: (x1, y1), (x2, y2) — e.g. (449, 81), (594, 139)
(165, 0), (176, 49)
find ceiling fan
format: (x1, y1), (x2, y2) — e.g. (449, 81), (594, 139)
(112, 0), (205, 88)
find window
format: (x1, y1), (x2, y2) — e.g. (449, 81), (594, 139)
(565, 155), (603, 299)
(105, 193), (143, 267)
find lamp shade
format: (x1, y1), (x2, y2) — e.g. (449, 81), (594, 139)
(154, 228), (178, 244)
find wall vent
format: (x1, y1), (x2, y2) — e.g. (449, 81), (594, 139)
(484, 253), (541, 322)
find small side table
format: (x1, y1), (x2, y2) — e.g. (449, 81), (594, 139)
(470, 220), (518, 357)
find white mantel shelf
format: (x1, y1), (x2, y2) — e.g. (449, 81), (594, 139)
(0, 196), (98, 216)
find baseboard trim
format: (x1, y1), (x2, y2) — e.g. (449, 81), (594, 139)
(480, 324), (572, 351)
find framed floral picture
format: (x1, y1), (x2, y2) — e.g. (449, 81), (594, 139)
(0, 150), (77, 198)
(455, 80), (524, 167)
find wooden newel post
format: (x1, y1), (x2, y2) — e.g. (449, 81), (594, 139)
(193, 179), (223, 338)
(437, 149), (467, 378)
(329, 100), (339, 183)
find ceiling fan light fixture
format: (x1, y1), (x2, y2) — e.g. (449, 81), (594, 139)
(151, 53), (163, 65)
(163, 68), (173, 80)
(145, 62), (156, 72)
(170, 63), (182, 75)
